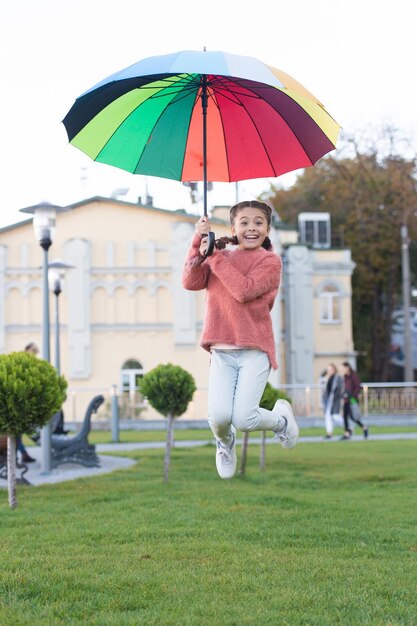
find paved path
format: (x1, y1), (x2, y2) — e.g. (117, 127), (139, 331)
(96, 431), (417, 452)
(1, 432), (416, 488)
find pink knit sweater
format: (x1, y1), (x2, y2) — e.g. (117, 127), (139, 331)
(182, 233), (282, 369)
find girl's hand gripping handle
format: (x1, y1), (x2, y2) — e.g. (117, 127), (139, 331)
(196, 216), (216, 257)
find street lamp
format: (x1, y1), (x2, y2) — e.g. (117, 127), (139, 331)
(48, 260), (74, 376)
(19, 202), (62, 473)
(48, 260), (74, 437)
(401, 224), (413, 382)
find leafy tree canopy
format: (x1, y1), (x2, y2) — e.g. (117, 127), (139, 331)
(0, 352), (67, 435)
(139, 363), (196, 418)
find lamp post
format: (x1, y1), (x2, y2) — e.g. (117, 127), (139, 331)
(48, 261), (74, 376)
(401, 224), (413, 382)
(19, 202), (61, 473)
(48, 260), (73, 438)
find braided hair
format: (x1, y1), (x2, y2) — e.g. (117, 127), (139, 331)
(214, 200), (273, 251)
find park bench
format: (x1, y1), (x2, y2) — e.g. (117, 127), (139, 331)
(30, 409), (69, 444)
(50, 394), (104, 469)
(0, 436), (31, 485)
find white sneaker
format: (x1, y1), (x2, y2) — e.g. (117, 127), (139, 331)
(273, 399), (299, 449)
(215, 431), (237, 479)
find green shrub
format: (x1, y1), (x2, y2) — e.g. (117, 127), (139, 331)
(260, 382), (292, 411)
(0, 352), (67, 435)
(139, 363), (196, 418)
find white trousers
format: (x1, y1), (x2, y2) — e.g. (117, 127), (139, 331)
(207, 349), (281, 446)
(324, 409), (344, 434)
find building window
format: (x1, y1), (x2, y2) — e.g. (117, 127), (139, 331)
(120, 359), (144, 419)
(320, 284), (341, 323)
(298, 212), (331, 249)
(120, 359), (144, 392)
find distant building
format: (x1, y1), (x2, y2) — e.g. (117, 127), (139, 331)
(0, 197), (356, 419)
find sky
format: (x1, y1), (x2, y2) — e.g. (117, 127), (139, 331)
(1, 0), (416, 228)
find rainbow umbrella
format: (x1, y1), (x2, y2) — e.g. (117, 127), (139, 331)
(63, 49), (340, 253)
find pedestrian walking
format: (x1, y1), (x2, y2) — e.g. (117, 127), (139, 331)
(322, 363), (344, 439)
(341, 362), (369, 439)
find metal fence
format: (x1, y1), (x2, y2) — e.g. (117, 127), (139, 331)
(277, 382), (417, 418)
(63, 382), (417, 426)
(361, 383), (417, 416)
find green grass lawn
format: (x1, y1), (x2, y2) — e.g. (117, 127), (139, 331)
(22, 424), (417, 448)
(42, 423), (417, 446)
(1, 439), (416, 625)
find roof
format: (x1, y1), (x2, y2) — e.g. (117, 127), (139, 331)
(0, 195), (228, 233)
(0, 218), (33, 233)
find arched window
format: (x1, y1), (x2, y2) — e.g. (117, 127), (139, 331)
(120, 359), (145, 420)
(120, 359), (144, 392)
(319, 284), (341, 324)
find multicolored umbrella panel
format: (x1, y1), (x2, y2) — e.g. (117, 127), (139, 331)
(63, 50), (340, 254)
(63, 49), (340, 185)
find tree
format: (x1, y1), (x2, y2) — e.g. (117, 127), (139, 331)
(265, 128), (417, 381)
(239, 383), (292, 475)
(259, 384), (292, 471)
(139, 364), (196, 482)
(0, 352), (67, 508)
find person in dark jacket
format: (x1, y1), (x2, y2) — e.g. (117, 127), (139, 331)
(341, 362), (369, 440)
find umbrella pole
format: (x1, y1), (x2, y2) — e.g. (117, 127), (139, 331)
(202, 75), (215, 256)
(202, 75), (208, 218)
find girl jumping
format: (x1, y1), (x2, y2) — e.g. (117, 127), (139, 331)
(182, 200), (299, 479)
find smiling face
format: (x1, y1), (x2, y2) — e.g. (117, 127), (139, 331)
(231, 206), (271, 250)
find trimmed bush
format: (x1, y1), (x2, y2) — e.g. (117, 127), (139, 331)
(260, 382), (291, 411)
(139, 363), (196, 482)
(0, 352), (67, 436)
(139, 363), (196, 418)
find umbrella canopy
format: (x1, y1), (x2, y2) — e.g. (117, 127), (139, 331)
(63, 50), (340, 187)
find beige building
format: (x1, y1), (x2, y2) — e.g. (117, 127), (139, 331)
(0, 197), (356, 420)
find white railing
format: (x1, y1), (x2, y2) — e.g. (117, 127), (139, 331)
(278, 382), (417, 418)
(63, 382), (417, 425)
(361, 383), (417, 416)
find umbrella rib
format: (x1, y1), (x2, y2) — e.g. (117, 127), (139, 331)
(131, 81), (200, 176)
(210, 80), (262, 107)
(240, 79), (328, 165)
(147, 78), (195, 97)
(145, 74), (271, 106)
(151, 85), (199, 107)
(216, 81), (280, 177)
(210, 75), (275, 99)
(93, 88), (195, 172)
(94, 76), (199, 175)
(195, 75), (283, 180)
(229, 79), (317, 171)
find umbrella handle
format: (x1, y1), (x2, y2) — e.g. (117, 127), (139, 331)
(204, 231), (216, 257)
